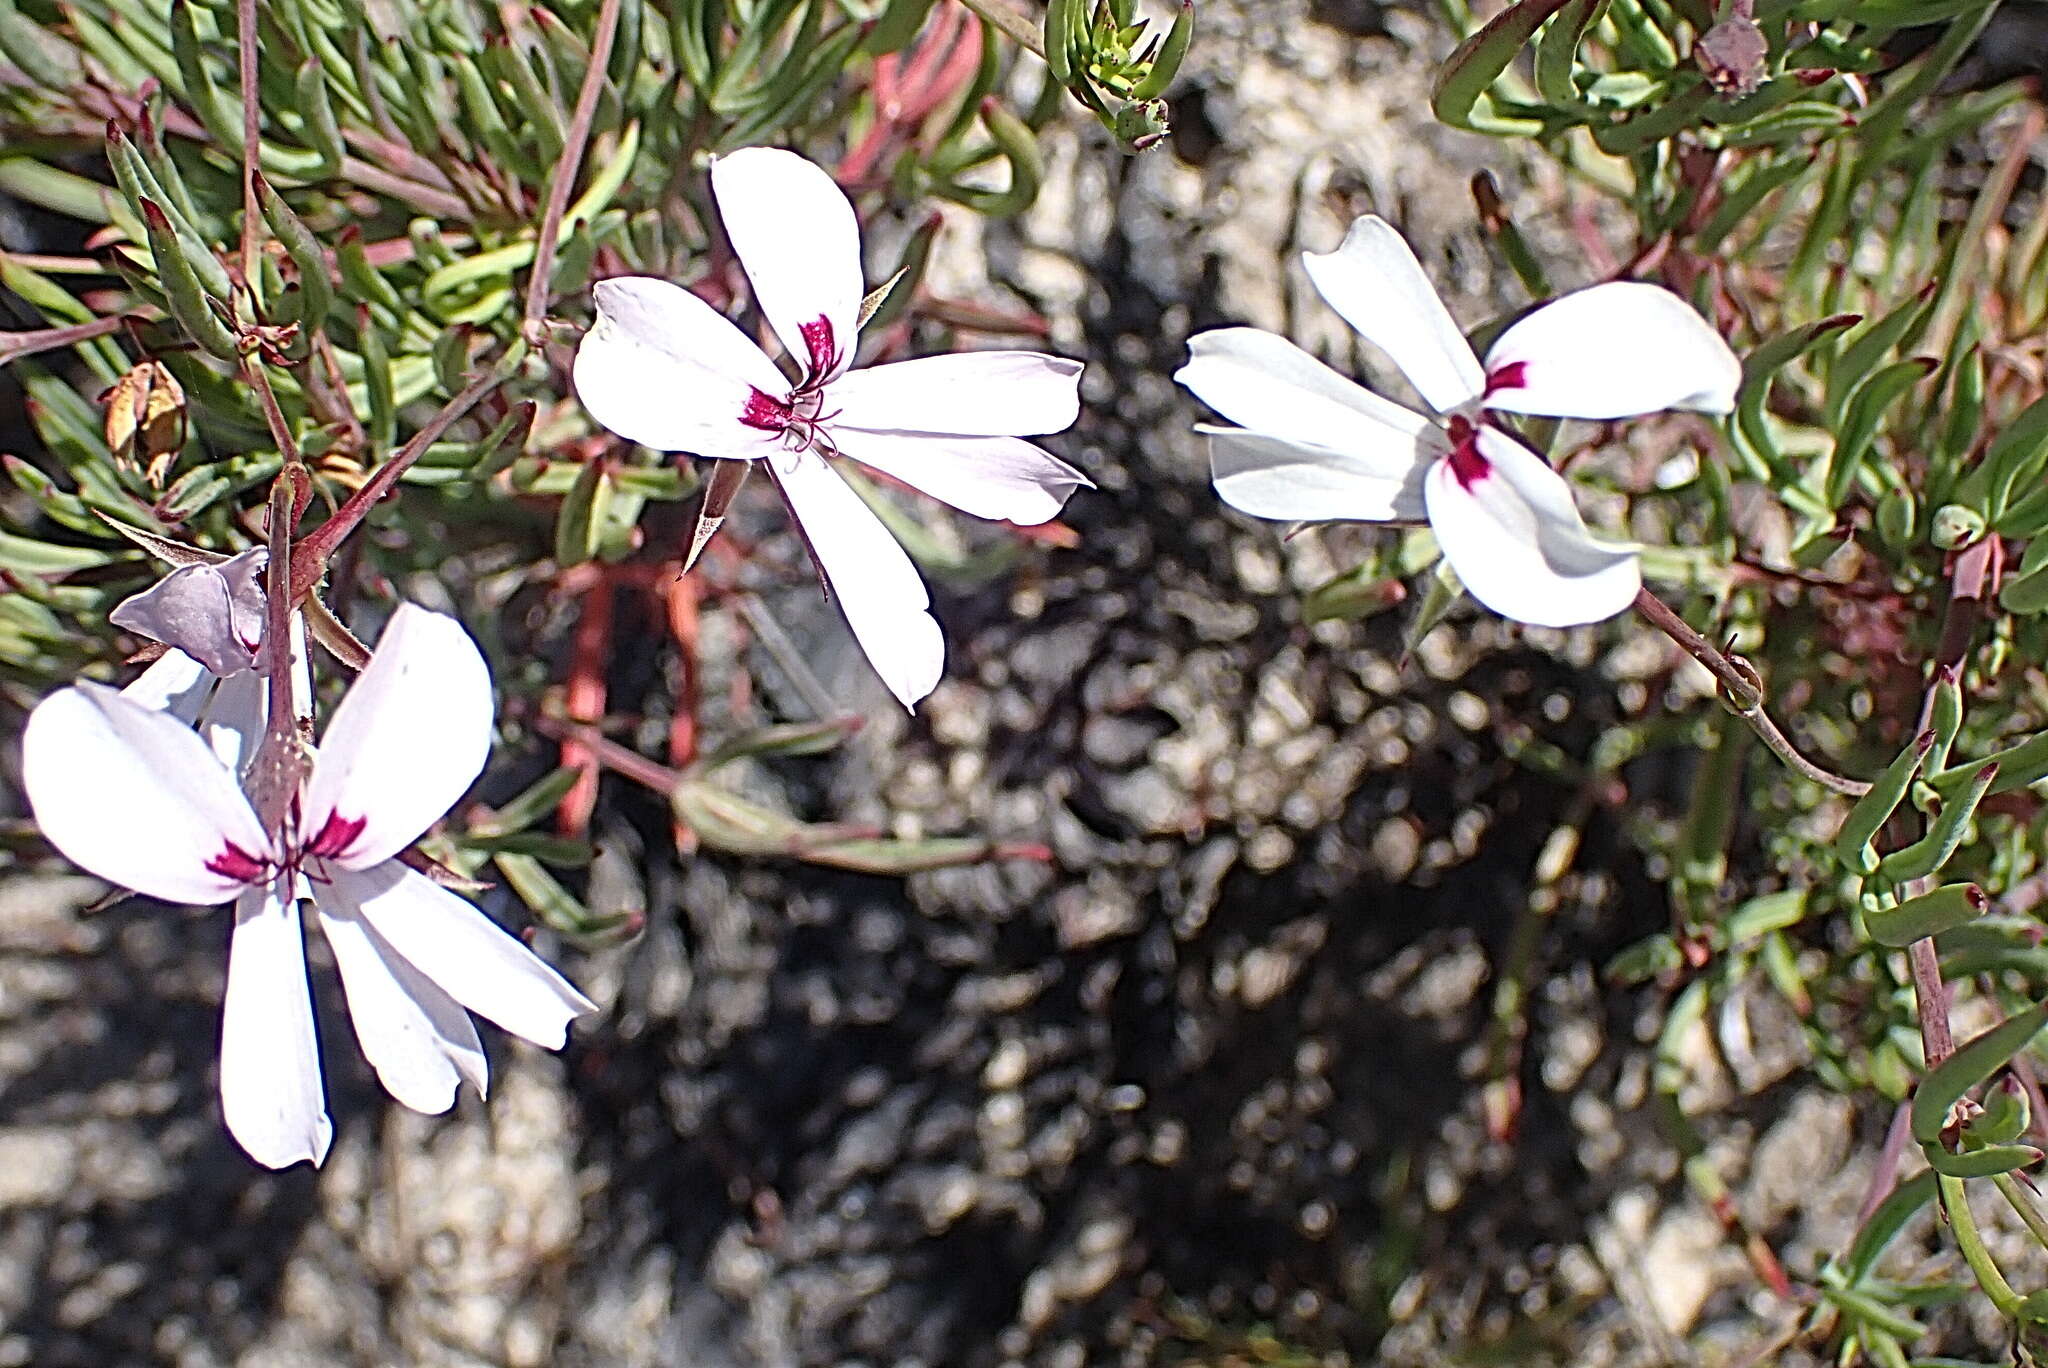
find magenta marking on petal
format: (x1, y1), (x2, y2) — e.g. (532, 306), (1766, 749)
(305, 811), (366, 861)
(800, 315), (838, 381)
(1484, 360), (1529, 397)
(1445, 416), (1490, 490)
(741, 388), (794, 432)
(206, 841), (270, 885)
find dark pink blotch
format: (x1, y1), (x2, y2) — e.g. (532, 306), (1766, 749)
(206, 841), (269, 884)
(741, 388), (793, 432)
(1445, 416), (1490, 490)
(305, 811), (366, 861)
(1484, 360), (1529, 397)
(799, 315), (838, 381)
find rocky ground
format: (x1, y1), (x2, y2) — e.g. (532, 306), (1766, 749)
(3, 2), (2044, 1365)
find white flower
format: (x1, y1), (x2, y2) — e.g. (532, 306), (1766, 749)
(1175, 216), (1743, 628)
(572, 146), (1091, 709)
(22, 604), (596, 1169)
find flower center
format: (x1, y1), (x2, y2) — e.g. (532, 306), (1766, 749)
(203, 805), (365, 890)
(1445, 416), (1490, 490)
(736, 313), (847, 452)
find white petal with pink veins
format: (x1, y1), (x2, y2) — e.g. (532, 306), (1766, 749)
(220, 881), (333, 1169)
(1481, 281), (1742, 419)
(1422, 425), (1640, 628)
(770, 448), (945, 709)
(574, 276), (790, 459)
(712, 148), (865, 384)
(1301, 216), (1486, 416)
(1176, 328), (1439, 456)
(23, 681), (272, 906)
(318, 897), (488, 1114)
(1204, 425), (1433, 524)
(300, 605), (493, 871)
(829, 428), (1091, 526)
(827, 351), (1084, 436)
(333, 862), (597, 1050)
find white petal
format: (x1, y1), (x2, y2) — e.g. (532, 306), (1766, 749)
(122, 648), (210, 720)
(1422, 425), (1640, 628)
(574, 276), (790, 459)
(300, 604), (493, 871)
(23, 681), (271, 905)
(1482, 281), (1743, 419)
(770, 449), (945, 709)
(1176, 328), (1437, 456)
(197, 667), (269, 775)
(1204, 425), (1433, 523)
(712, 148), (864, 384)
(220, 882), (333, 1169)
(1301, 216), (1486, 415)
(828, 428), (1090, 526)
(332, 862), (596, 1050)
(317, 899), (486, 1114)
(107, 549), (267, 677)
(827, 352), (1083, 436)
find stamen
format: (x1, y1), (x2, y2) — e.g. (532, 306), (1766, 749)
(1445, 416), (1490, 490)
(206, 841), (270, 884)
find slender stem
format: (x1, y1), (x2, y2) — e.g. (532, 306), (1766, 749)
(1938, 1173), (2024, 1316)
(534, 712), (684, 794)
(1910, 938), (1955, 1068)
(519, 0), (623, 342)
(1902, 539), (1991, 1078)
(236, 0), (262, 297)
(242, 360), (302, 466)
(1632, 587), (1872, 796)
(0, 314), (135, 368)
(287, 356), (515, 602)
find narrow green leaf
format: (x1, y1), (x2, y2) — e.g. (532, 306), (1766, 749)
(1867, 883), (1990, 948)
(1433, 0), (1573, 130)
(1911, 1000), (2048, 1147)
